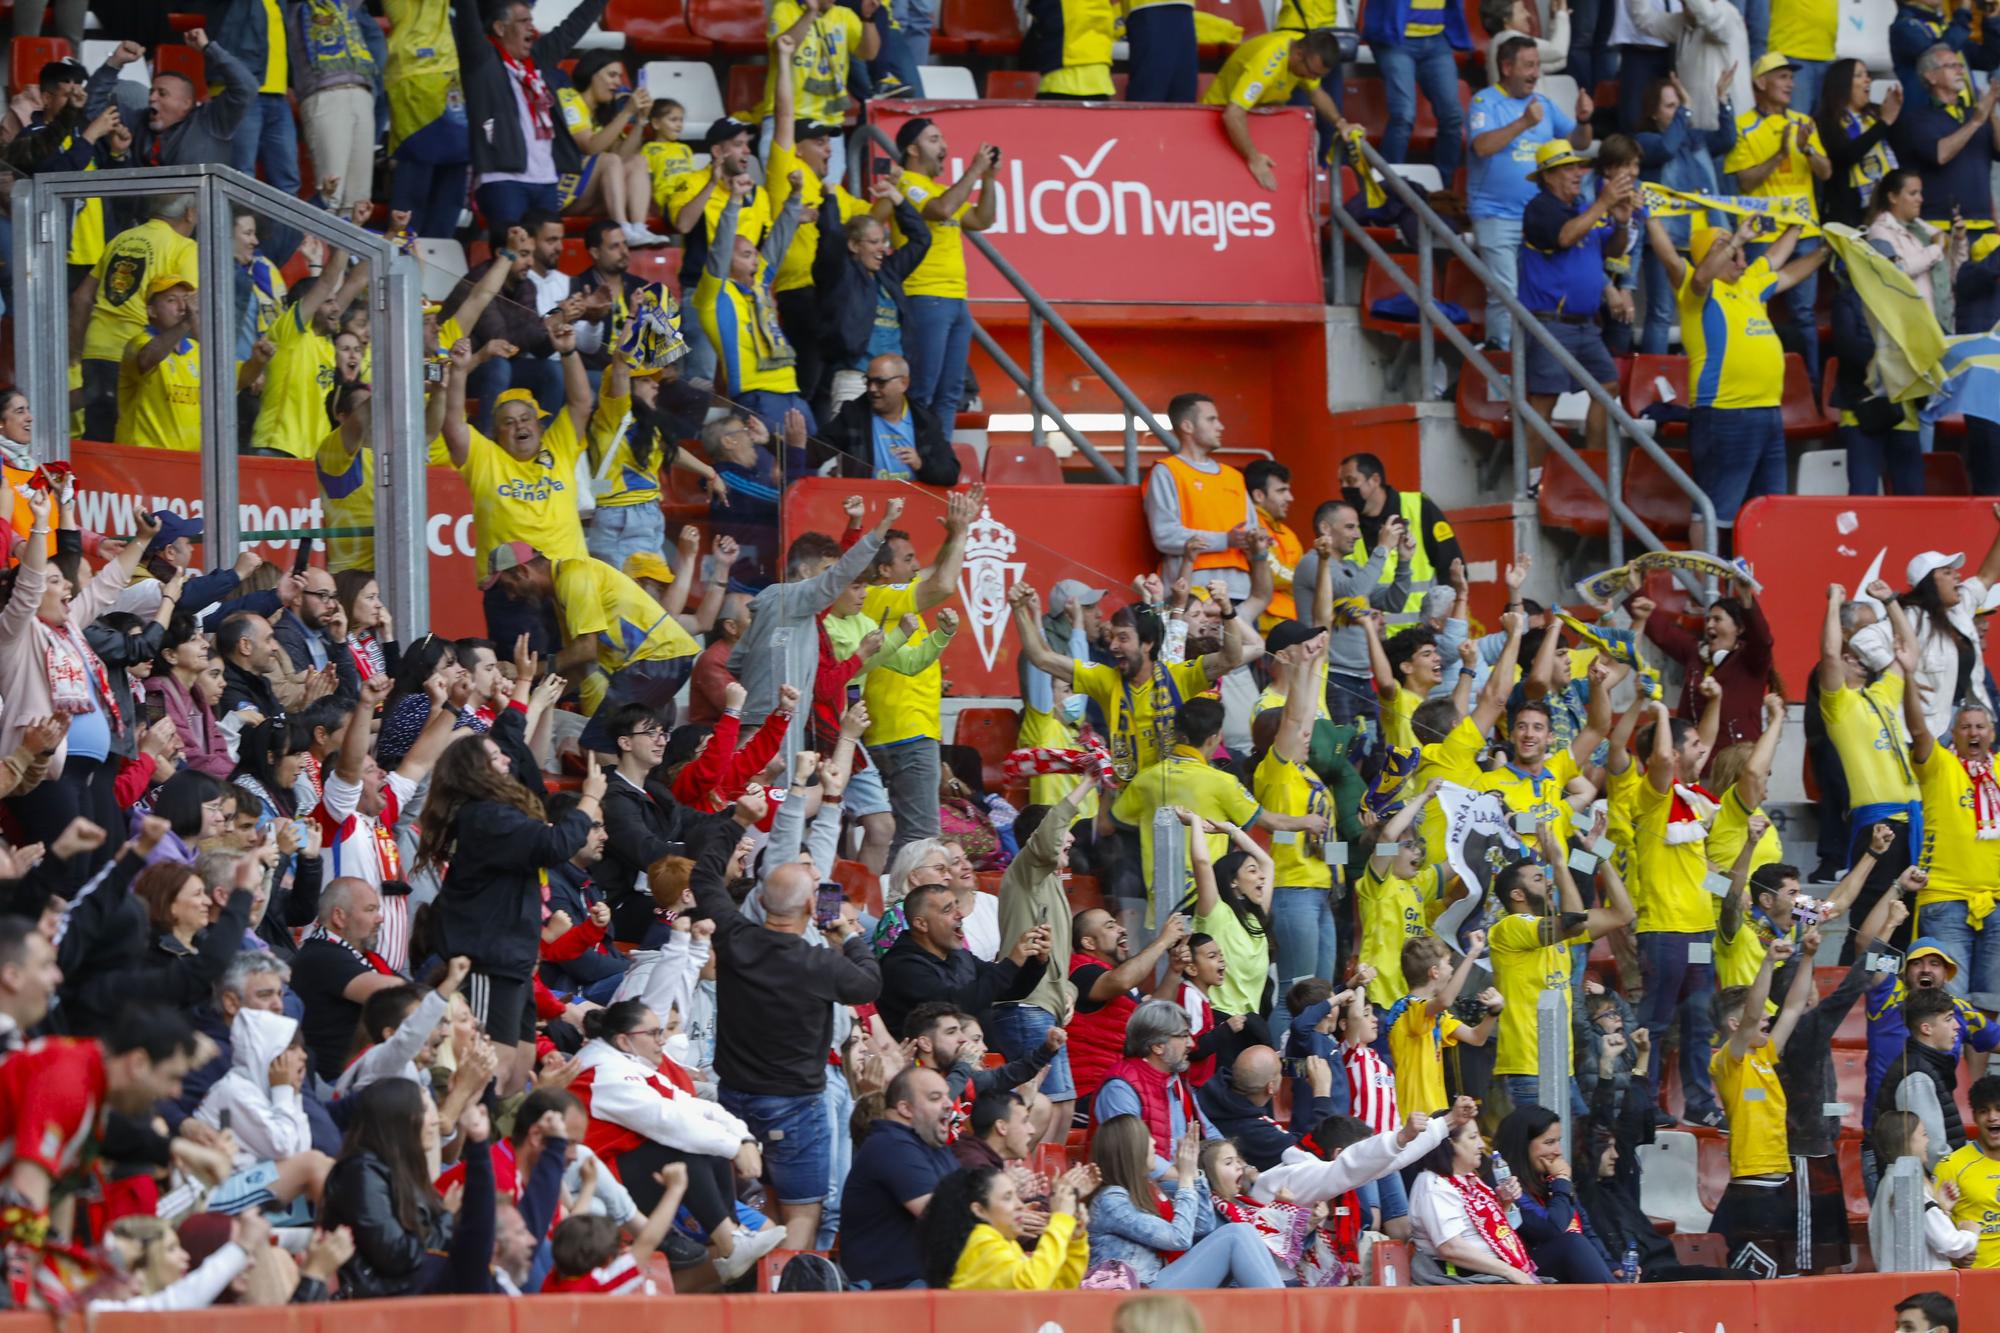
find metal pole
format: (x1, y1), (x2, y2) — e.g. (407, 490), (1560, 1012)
(970, 324), (1123, 482)
(1606, 424), (1625, 569)
(194, 177), (240, 572)
(1537, 988), (1571, 1158)
(1879, 1157), (1927, 1272)
(378, 257), (430, 638)
(15, 178), (65, 463)
(1416, 228), (1435, 403)
(1029, 311), (1045, 450)
(1151, 809), (1187, 942)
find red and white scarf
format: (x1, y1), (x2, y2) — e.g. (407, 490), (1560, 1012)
(1666, 782), (1718, 845)
(1960, 752), (2000, 840)
(41, 620), (119, 734)
(1003, 735), (1118, 788)
(1448, 1174), (1537, 1275)
(493, 43), (554, 141)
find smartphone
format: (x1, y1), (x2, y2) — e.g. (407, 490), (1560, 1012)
(144, 693), (167, 727)
(291, 533), (316, 578)
(814, 884), (845, 930)
(1037, 904), (1049, 927)
(217, 1108), (232, 1134)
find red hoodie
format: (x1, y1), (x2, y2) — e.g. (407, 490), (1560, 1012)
(670, 708), (790, 812)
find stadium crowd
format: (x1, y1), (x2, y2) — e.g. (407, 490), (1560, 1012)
(0, 0), (1989, 1315)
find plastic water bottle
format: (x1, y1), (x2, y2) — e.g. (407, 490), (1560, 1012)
(1490, 1151), (1523, 1229)
(1621, 1243), (1641, 1283)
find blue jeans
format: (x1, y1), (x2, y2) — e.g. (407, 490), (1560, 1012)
(476, 179), (562, 228)
(1269, 887), (1340, 1034)
(1499, 1072), (1592, 1124)
(1791, 61), (1830, 126)
(1472, 216), (1522, 349)
(1916, 899), (2000, 1011)
(987, 1003), (1076, 1098)
(1690, 405), (1786, 527)
(1842, 422), (1924, 496)
(1153, 1222), (1287, 1288)
(391, 112), (472, 239)
(1376, 34), (1464, 182)
(816, 1073), (853, 1247)
(906, 294), (973, 417)
(1357, 1162), (1410, 1224)
(1731, 0), (1770, 59)
(1749, 235), (1820, 382)
(586, 499), (669, 570)
(718, 1086), (834, 1204)
(234, 92), (302, 197)
(1641, 243), (1676, 354)
(1636, 930), (1719, 1120)
(1566, 0), (1615, 88)
(1125, 4), (1199, 103)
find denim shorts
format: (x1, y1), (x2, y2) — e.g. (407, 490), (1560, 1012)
(843, 758), (894, 818)
(1524, 317), (1618, 396)
(986, 1003), (1075, 1100)
(719, 1085), (832, 1205)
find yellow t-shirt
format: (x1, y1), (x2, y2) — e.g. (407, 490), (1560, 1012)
(1715, 908), (1794, 990)
(1018, 704), (1099, 820)
(667, 173), (772, 255)
(1253, 749), (1333, 891)
(1937, 1142), (2000, 1267)
(1412, 715), (1486, 867)
(385, 0), (461, 145)
(314, 427), (377, 574)
(114, 330), (202, 452)
(1073, 658), (1213, 782)
(1766, 0), (1835, 61)
(1604, 761), (1642, 880)
(1678, 258), (1785, 411)
(1378, 683), (1424, 752)
(251, 301), (339, 460)
(898, 169), (973, 299)
(754, 0), (864, 122)
(260, 0), (288, 91)
(1110, 748), (1260, 909)
(1200, 31), (1304, 109)
(1723, 110), (1825, 220)
(769, 142), (865, 294)
(644, 139), (699, 211)
(1473, 750), (1582, 857)
(1389, 995), (1465, 1118)
(860, 584), (940, 747)
(1630, 774), (1716, 935)
(457, 396), (624, 575)
(1709, 1042), (1790, 1176)
(84, 220), (199, 363)
(1706, 786), (1782, 882)
(1914, 744), (2000, 906)
(1489, 912), (1586, 1077)
(1819, 675), (1919, 810)
(553, 556), (700, 680)
(1356, 864), (1444, 1008)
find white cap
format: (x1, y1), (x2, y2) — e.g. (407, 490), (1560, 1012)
(1906, 550), (1965, 588)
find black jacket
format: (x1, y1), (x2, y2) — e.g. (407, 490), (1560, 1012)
(220, 658), (285, 721)
(1876, 1037), (1967, 1152)
(541, 862), (630, 991)
(322, 1151), (454, 1299)
(452, 0), (607, 178)
(1196, 1071), (1335, 1172)
(432, 798), (592, 981)
(815, 394), (961, 487)
(84, 616), (166, 760)
(273, 609), (361, 708)
(688, 817), (880, 1095)
(599, 770), (698, 943)
(810, 194), (932, 366)
(55, 849), (251, 1037)
(876, 932), (1044, 1039)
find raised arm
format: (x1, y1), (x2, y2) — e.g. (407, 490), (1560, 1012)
(1768, 932), (1820, 1055)
(1008, 582), (1076, 686)
(1817, 582), (1847, 693)
(1902, 631), (1936, 764)
(1568, 656), (1614, 767)
(1644, 699), (1677, 794)
(1731, 692), (1786, 809)
(915, 484), (982, 611)
(442, 339), (475, 469)
(1717, 820), (1763, 943)
(1470, 609), (1527, 735)
(1728, 941), (1785, 1059)
(1181, 809), (1221, 919)
(1371, 779), (1439, 868)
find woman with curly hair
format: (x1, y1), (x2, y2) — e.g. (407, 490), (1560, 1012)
(920, 1163), (1094, 1290)
(416, 734), (603, 1092)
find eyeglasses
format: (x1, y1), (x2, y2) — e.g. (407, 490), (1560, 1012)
(628, 1026), (665, 1040)
(864, 374), (906, 388)
(301, 589), (340, 602)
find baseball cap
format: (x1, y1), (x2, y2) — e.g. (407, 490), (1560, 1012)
(793, 119), (834, 143)
(145, 510), (203, 556)
(492, 387), (548, 421)
(1264, 619), (1327, 655)
(895, 116), (935, 157)
(1904, 937), (1960, 979)
(1048, 579), (1105, 616)
(1689, 226), (1728, 266)
(1528, 139), (1588, 179)
(1906, 550), (1965, 588)
(480, 540), (542, 590)
(703, 117), (755, 150)
(148, 275), (196, 299)
(623, 551), (676, 585)
(1752, 52), (1803, 78)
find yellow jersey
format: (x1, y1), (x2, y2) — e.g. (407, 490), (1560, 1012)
(1201, 32), (1305, 109)
(85, 219), (199, 364)
(1110, 746), (1260, 912)
(1914, 744), (2000, 909)
(1766, 0), (1835, 61)
(769, 142), (866, 294)
(1706, 786), (1782, 883)
(695, 261), (799, 397)
(1679, 257), (1786, 411)
(1379, 683), (1424, 752)
(897, 169), (974, 299)
(1818, 675), (1918, 810)
(1018, 704), (1099, 820)
(1356, 863), (1445, 1008)
(1388, 995), (1464, 1118)
(457, 396), (623, 576)
(1254, 748), (1334, 891)
(1411, 715), (1486, 868)
(1937, 1142), (2000, 1267)
(1710, 1042), (1790, 1176)
(859, 583), (941, 747)
(1630, 774), (1717, 935)
(114, 329), (202, 452)
(1035, 0), (1117, 96)
(644, 139), (699, 211)
(553, 556), (700, 680)
(666, 173), (772, 259)
(251, 300), (339, 460)
(385, 0), (462, 144)
(1073, 658), (1213, 782)
(753, 1), (865, 123)
(1473, 750), (1582, 857)
(1489, 912), (1586, 1077)
(1724, 110), (1826, 219)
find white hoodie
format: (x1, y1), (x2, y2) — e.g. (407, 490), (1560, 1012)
(195, 1008), (314, 1169)
(571, 1038), (750, 1160)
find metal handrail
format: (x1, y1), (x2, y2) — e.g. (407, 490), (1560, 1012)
(859, 121), (1175, 485)
(1330, 138), (1720, 559)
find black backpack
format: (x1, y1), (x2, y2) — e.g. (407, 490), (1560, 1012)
(774, 1252), (849, 1293)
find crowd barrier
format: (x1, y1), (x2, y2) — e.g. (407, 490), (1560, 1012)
(30, 1267), (1996, 1333)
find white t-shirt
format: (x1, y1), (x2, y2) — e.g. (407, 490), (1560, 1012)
(314, 768), (419, 973)
(482, 82), (558, 186)
(1408, 1171), (1476, 1257)
(964, 890), (1001, 962)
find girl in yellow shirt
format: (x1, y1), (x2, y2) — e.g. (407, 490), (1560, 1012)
(924, 1163), (1094, 1290)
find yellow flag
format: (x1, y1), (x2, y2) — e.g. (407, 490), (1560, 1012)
(1823, 222), (1948, 403)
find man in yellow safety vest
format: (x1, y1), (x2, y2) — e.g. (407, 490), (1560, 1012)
(1339, 450), (1465, 629)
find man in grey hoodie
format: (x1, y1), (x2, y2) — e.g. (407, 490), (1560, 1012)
(729, 495), (904, 767)
(1288, 498), (1411, 741)
(85, 32), (254, 172)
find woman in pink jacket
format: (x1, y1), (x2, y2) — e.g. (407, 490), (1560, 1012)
(143, 616), (235, 781)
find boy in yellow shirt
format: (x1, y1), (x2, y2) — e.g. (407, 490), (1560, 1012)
(1386, 932), (1500, 1118)
(1708, 931), (1818, 1273)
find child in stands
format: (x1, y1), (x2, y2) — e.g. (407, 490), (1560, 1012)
(544, 1162), (689, 1295)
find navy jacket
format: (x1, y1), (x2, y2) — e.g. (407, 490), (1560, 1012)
(810, 194), (932, 368)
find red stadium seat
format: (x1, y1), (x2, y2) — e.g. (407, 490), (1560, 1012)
(952, 442), (981, 480)
(1623, 446), (1694, 542)
(1066, 873), (1105, 914)
(608, 0), (714, 55)
(1360, 253), (1474, 341)
(1624, 353), (1690, 439)
(984, 444), (1065, 485)
(559, 237), (591, 276)
(167, 11), (203, 30)
(985, 68), (1041, 99)
(1838, 1133), (1870, 1221)
(1455, 349), (1512, 438)
(939, 0), (1024, 54)
(953, 706), (1020, 794)
(1689, 1126), (1730, 1211)
(10, 36), (70, 93)
(1340, 76), (1469, 158)
(1439, 261), (1488, 339)
(1195, 0), (1268, 55)
(153, 44), (207, 100)
(1780, 352), (1832, 441)
(1369, 1239), (1414, 1286)
(1672, 1233), (1728, 1267)
(1926, 451), (1971, 496)
(1536, 449), (1611, 540)
(725, 62), (768, 117)
(1031, 1143), (1072, 1177)
(626, 246), (683, 296)
(690, 0), (770, 52)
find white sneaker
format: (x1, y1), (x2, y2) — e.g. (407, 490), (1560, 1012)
(712, 1223), (786, 1284)
(622, 222), (673, 248)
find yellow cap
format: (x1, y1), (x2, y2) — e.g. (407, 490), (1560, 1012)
(623, 551), (676, 585)
(1975, 234), (2000, 264)
(1530, 139), (1588, 178)
(1751, 51), (1801, 79)
(1689, 226), (1723, 266)
(147, 275), (196, 298)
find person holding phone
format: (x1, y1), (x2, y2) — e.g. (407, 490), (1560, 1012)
(892, 119), (1001, 421)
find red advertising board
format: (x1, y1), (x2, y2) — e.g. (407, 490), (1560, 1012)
(868, 101), (1324, 307)
(1736, 495), (2000, 699)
